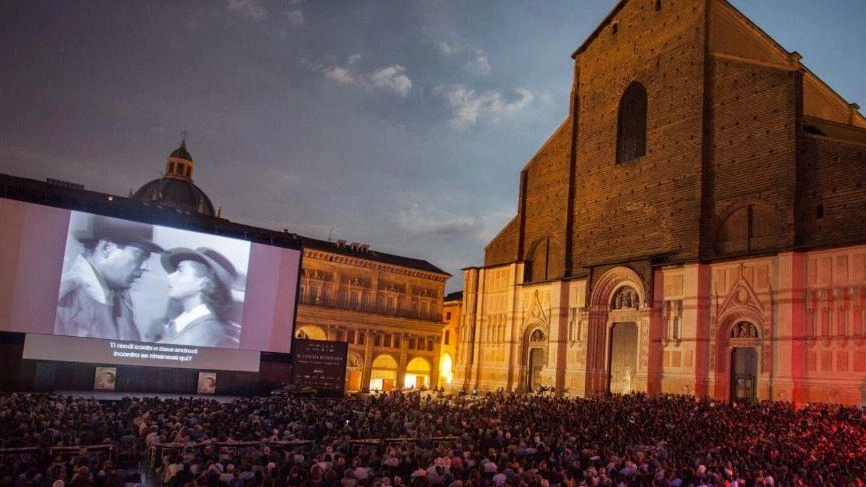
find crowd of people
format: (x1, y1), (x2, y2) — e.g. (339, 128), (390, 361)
(0, 391), (864, 487)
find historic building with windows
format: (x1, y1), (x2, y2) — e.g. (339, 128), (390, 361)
(293, 240), (449, 392)
(123, 139), (449, 392)
(456, 0), (866, 405)
(439, 291), (462, 389)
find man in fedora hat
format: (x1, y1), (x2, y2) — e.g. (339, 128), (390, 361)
(158, 247), (241, 348)
(55, 214), (164, 341)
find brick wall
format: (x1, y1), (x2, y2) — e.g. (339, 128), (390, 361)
(520, 120), (573, 273)
(570, 0), (706, 270)
(485, 217), (519, 266)
(705, 56), (798, 255)
(798, 137), (866, 246)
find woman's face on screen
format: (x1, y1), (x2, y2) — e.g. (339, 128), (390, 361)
(167, 260), (206, 300)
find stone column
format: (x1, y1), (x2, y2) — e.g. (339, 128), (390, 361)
(397, 332), (409, 388)
(360, 329), (373, 391)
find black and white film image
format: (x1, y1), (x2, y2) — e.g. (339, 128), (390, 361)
(54, 212), (251, 349)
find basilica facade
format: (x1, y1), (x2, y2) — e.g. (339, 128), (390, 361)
(456, 0), (866, 405)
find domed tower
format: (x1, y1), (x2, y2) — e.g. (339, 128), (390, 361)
(132, 139), (218, 217)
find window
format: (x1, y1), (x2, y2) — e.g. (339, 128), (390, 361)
(347, 330), (356, 344)
(358, 332), (366, 345)
(445, 330), (450, 345)
(445, 312), (452, 321)
(616, 82), (648, 163)
(427, 341), (434, 352)
(394, 335), (401, 348)
(384, 334), (392, 348)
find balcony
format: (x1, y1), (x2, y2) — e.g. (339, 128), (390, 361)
(299, 293), (442, 323)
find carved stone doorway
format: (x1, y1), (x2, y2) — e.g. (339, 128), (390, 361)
(527, 347), (544, 391)
(730, 347), (757, 403)
(522, 328), (546, 392)
(608, 322), (638, 394)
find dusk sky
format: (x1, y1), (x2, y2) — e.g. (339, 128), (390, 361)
(2, 0), (865, 293)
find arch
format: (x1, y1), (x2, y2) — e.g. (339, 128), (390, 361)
(586, 267), (648, 395)
(524, 237), (564, 283)
(294, 325), (327, 340)
(405, 356), (431, 389)
(521, 327), (548, 391)
(713, 311), (764, 401)
(370, 354), (398, 392)
(715, 201), (786, 255)
(590, 267), (646, 308)
(616, 82), (648, 164)
(371, 354), (398, 369)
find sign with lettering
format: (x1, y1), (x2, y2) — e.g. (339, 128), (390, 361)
(292, 339), (348, 396)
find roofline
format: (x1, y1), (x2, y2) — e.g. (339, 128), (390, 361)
(571, 0), (628, 58)
(300, 236), (451, 277)
(716, 0), (864, 125)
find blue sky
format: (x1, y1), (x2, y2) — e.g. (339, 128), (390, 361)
(2, 0), (865, 293)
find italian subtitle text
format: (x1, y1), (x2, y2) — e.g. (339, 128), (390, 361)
(108, 341), (199, 363)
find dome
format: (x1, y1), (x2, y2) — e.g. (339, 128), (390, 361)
(132, 178), (216, 216)
(131, 139), (217, 217)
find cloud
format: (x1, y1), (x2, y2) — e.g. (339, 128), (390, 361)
(226, 0), (266, 21)
(465, 48), (491, 76)
(395, 204), (484, 238)
(434, 85), (535, 128)
(438, 41), (459, 55)
(317, 56), (413, 98)
(437, 41), (492, 75)
(284, 9), (304, 26)
(324, 66), (355, 85)
(369, 65), (412, 98)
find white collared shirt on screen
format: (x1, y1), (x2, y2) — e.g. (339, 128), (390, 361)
(172, 303), (212, 333)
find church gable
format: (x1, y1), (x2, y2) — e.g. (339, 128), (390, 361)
(484, 216), (520, 267)
(709, 0), (792, 68)
(710, 0), (866, 129)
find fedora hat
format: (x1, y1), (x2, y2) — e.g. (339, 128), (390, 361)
(75, 214), (164, 253)
(161, 247), (238, 291)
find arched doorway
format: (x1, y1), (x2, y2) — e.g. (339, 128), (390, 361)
(524, 329), (546, 391)
(586, 269), (647, 396)
(728, 321), (760, 403)
(404, 357), (431, 389)
(294, 325), (327, 340)
(608, 322), (638, 394)
(370, 354), (398, 391)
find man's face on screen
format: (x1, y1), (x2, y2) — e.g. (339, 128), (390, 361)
(97, 241), (151, 289)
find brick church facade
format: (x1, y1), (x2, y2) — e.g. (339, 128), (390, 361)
(456, 0), (866, 405)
